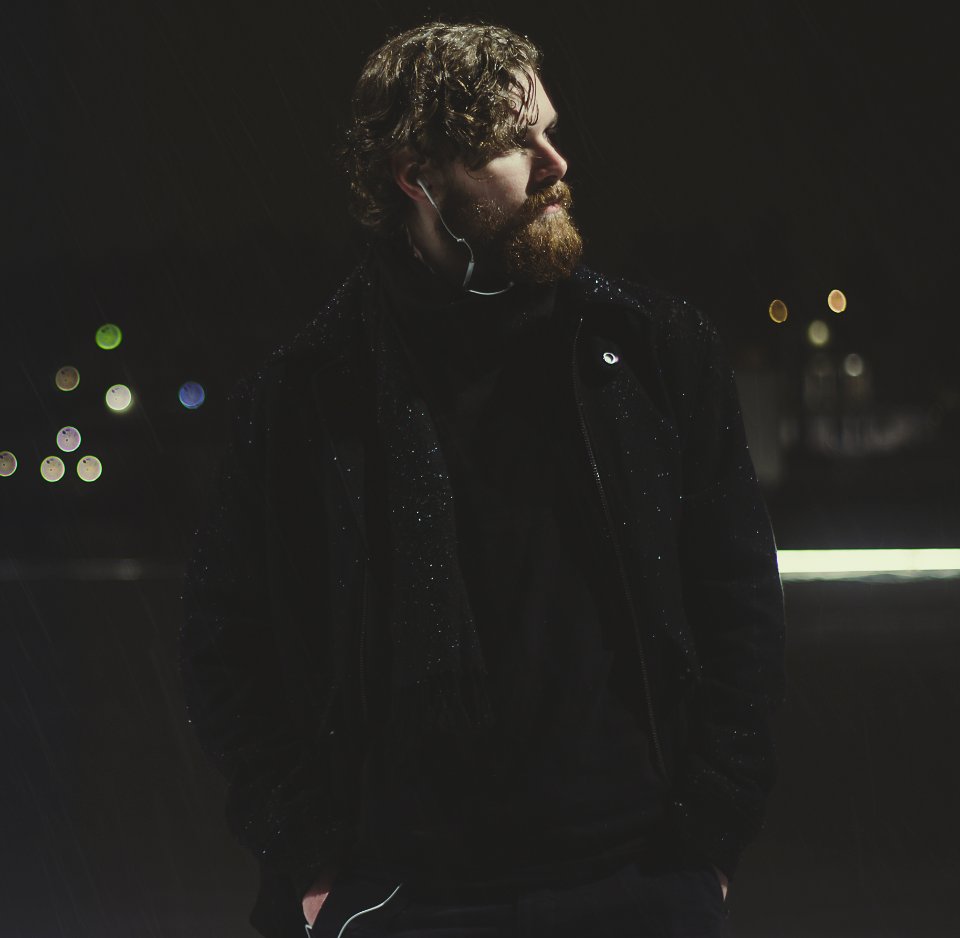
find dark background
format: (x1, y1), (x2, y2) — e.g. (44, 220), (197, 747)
(2, 1), (958, 936)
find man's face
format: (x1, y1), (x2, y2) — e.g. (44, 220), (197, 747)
(434, 72), (583, 284)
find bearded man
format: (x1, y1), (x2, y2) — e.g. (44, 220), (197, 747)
(180, 21), (786, 938)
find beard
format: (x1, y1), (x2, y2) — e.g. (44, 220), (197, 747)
(439, 179), (584, 284)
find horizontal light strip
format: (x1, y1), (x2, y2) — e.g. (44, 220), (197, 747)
(778, 549), (960, 581)
(2, 552), (959, 583)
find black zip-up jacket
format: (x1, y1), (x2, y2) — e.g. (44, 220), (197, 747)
(179, 254), (786, 937)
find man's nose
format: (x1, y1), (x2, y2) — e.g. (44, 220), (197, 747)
(533, 143), (568, 187)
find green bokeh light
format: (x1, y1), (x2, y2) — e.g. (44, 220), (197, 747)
(0, 451), (17, 477)
(96, 323), (123, 350)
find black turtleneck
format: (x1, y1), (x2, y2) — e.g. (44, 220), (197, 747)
(348, 237), (673, 895)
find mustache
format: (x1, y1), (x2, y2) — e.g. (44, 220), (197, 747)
(520, 181), (574, 219)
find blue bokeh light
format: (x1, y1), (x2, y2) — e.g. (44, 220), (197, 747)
(178, 381), (206, 410)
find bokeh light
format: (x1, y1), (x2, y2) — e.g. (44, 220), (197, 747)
(828, 289), (847, 313)
(105, 383), (133, 412)
(843, 353), (865, 377)
(41, 456), (66, 482)
(77, 455), (103, 482)
(57, 426), (82, 453)
(96, 323), (123, 350)
(0, 451), (17, 477)
(55, 366), (80, 391)
(768, 299), (788, 323)
(178, 381), (206, 410)
(807, 320), (830, 347)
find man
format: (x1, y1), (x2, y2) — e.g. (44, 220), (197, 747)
(180, 21), (785, 938)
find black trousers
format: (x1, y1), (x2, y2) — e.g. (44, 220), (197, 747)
(305, 859), (730, 938)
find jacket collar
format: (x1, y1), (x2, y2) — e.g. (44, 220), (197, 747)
(286, 247), (645, 368)
(302, 254), (652, 581)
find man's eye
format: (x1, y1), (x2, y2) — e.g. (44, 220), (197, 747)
(517, 132), (559, 150)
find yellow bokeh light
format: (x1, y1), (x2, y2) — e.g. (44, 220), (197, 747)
(828, 289), (847, 313)
(0, 451), (17, 477)
(807, 320), (830, 346)
(768, 299), (788, 323)
(56, 366), (80, 391)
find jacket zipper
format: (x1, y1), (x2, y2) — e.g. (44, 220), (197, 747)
(571, 315), (666, 779)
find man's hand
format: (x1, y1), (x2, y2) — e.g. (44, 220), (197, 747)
(302, 871), (337, 926)
(712, 864), (729, 902)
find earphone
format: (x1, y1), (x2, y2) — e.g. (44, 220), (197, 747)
(415, 178), (513, 296)
(416, 179), (474, 286)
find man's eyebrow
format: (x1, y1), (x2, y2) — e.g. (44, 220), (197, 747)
(519, 112), (558, 139)
(525, 114), (558, 136)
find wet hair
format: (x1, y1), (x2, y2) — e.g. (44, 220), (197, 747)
(336, 22), (543, 238)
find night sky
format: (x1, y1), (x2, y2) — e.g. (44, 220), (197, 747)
(2, 2), (958, 542)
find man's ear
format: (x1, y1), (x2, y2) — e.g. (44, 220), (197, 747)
(392, 147), (433, 202)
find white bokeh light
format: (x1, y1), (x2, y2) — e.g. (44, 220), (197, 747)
(57, 426), (82, 453)
(843, 353), (865, 377)
(77, 455), (103, 482)
(105, 384), (133, 412)
(41, 456), (66, 482)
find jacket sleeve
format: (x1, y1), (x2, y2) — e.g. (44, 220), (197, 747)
(668, 311), (787, 879)
(178, 374), (355, 893)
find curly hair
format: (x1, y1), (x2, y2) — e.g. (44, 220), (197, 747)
(337, 22), (544, 238)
